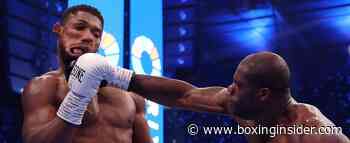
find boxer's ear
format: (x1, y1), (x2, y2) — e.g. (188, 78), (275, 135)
(257, 88), (270, 101)
(53, 22), (63, 35)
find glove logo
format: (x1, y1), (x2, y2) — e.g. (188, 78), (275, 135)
(70, 65), (86, 83)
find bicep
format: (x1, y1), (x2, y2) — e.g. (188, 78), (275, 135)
(21, 80), (58, 138)
(22, 101), (57, 130)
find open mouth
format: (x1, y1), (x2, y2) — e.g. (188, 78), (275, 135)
(70, 47), (88, 56)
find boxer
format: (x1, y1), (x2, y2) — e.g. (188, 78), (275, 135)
(53, 50), (350, 142)
(93, 50), (349, 143)
(21, 4), (349, 143)
(128, 52), (350, 143)
(21, 5), (152, 143)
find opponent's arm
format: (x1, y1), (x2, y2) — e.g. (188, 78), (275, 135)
(79, 53), (230, 114)
(128, 75), (229, 114)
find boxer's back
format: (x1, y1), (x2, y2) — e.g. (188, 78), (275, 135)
(240, 103), (349, 143)
(22, 71), (139, 143)
(285, 103), (348, 143)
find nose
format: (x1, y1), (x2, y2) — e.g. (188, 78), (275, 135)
(81, 30), (94, 44)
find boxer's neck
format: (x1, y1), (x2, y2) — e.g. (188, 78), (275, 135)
(60, 60), (76, 81)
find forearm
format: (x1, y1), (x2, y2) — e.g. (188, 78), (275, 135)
(128, 74), (196, 106)
(128, 74), (228, 114)
(24, 117), (75, 143)
(173, 86), (228, 113)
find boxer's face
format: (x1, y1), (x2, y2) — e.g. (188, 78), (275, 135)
(227, 65), (264, 119)
(54, 11), (102, 64)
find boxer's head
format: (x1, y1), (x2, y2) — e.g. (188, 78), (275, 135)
(53, 4), (103, 67)
(227, 52), (290, 120)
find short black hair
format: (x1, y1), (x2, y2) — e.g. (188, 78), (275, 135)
(61, 4), (104, 27)
(239, 52), (290, 90)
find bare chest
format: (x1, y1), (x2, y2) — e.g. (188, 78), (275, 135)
(56, 85), (137, 129)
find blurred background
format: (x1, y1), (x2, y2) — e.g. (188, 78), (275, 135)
(0, 0), (350, 142)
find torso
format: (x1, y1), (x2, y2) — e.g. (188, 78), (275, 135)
(49, 71), (138, 143)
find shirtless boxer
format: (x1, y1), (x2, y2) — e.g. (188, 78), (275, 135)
(20, 4), (349, 143)
(21, 5), (152, 143)
(128, 52), (350, 143)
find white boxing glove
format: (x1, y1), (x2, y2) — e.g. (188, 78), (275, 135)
(57, 53), (134, 125)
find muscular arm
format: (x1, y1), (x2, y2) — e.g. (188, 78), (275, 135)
(22, 76), (75, 143)
(131, 93), (152, 143)
(129, 74), (229, 114)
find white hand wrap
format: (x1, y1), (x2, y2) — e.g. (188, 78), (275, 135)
(57, 53), (134, 125)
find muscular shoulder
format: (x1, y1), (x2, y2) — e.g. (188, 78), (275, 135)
(22, 70), (63, 100)
(292, 103), (334, 127)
